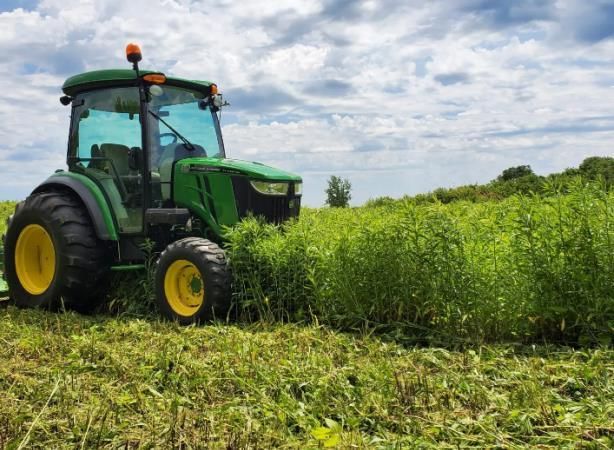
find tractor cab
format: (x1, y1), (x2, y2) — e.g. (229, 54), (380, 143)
(65, 77), (225, 234)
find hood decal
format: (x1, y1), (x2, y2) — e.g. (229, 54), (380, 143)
(188, 164), (243, 175)
(179, 157), (301, 181)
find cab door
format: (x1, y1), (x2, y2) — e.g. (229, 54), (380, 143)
(68, 87), (145, 234)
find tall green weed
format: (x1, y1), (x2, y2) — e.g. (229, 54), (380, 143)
(226, 180), (613, 345)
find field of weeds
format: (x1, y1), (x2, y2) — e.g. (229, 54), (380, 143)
(227, 180), (613, 346)
(0, 182), (612, 448)
(0, 201), (15, 237)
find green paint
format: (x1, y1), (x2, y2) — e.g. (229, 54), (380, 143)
(110, 264), (146, 271)
(172, 169), (224, 237)
(172, 157), (301, 238)
(182, 157), (302, 182)
(189, 275), (202, 294)
(62, 69), (214, 97)
(206, 173), (240, 226)
(46, 172), (119, 241)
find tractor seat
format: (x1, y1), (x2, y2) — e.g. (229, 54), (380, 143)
(157, 143), (207, 170)
(100, 143), (131, 175)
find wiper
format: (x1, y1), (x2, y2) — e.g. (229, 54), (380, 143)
(149, 110), (195, 150)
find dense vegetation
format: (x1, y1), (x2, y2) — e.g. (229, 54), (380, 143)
(365, 156), (614, 206)
(0, 165), (612, 447)
(0, 201), (15, 237)
(227, 179), (613, 346)
(0, 308), (612, 448)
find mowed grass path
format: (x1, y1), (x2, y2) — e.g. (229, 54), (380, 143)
(0, 306), (612, 449)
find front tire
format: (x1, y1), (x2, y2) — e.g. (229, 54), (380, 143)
(155, 237), (231, 324)
(3, 191), (111, 311)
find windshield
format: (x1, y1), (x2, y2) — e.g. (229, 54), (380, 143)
(147, 85), (225, 171)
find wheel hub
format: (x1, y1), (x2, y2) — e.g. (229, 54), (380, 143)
(163, 259), (205, 316)
(14, 224), (56, 295)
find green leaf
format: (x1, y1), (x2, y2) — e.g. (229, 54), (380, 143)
(311, 427), (332, 441)
(324, 434), (340, 448)
(324, 418), (340, 431)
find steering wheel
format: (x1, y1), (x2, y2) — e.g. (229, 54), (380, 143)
(159, 132), (178, 145)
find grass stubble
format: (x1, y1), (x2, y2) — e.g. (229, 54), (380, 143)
(0, 307), (612, 449)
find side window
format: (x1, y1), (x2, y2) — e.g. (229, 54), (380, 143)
(78, 109), (141, 161)
(69, 88), (144, 233)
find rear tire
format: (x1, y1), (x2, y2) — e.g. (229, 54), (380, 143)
(155, 237), (231, 324)
(3, 191), (111, 312)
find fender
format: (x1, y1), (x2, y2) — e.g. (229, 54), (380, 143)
(32, 171), (119, 241)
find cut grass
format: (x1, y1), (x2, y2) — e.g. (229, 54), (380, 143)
(0, 306), (612, 448)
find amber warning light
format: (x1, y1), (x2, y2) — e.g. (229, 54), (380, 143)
(126, 43), (142, 64)
(143, 73), (167, 84)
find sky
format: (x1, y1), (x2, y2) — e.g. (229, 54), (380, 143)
(0, 0), (613, 206)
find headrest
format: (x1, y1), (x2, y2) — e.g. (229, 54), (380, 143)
(100, 143), (130, 157)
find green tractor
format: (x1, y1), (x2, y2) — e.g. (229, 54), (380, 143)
(0, 44), (302, 323)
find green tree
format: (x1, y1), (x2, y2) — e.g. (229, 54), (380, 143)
(496, 165), (535, 182)
(579, 156), (614, 187)
(326, 175), (352, 208)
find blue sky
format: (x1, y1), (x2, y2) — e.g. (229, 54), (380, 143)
(0, 0), (613, 206)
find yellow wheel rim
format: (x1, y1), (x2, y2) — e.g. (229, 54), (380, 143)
(15, 224), (56, 295)
(164, 259), (205, 317)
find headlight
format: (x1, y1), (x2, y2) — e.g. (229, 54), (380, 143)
(250, 180), (289, 196)
(294, 182), (302, 195)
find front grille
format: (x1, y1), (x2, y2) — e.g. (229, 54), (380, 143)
(231, 177), (301, 224)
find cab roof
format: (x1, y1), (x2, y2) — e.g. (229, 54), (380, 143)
(62, 69), (215, 97)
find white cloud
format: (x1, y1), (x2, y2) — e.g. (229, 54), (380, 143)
(0, 0), (612, 204)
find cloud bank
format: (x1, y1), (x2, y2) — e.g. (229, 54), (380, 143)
(0, 0), (613, 205)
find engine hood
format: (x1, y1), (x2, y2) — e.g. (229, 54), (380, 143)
(176, 157), (302, 182)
